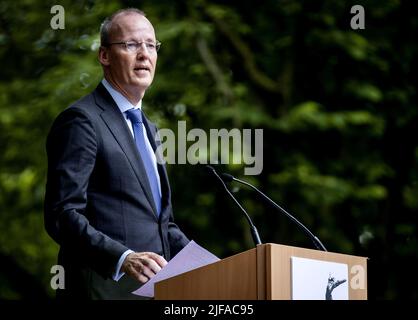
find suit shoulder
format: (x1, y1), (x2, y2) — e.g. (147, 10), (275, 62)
(48, 92), (100, 134)
(67, 92), (101, 118)
(53, 91), (102, 123)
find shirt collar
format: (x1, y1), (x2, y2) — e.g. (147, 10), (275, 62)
(101, 78), (142, 113)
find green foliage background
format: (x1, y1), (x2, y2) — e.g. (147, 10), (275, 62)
(0, 0), (417, 299)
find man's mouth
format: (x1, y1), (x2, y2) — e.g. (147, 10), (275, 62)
(134, 66), (150, 72)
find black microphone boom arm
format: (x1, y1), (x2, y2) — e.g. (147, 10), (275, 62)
(221, 173), (327, 251)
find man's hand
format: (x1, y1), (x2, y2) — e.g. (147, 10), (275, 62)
(121, 252), (168, 283)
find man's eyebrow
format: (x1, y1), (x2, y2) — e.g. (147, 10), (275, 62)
(142, 37), (156, 42)
(127, 37), (155, 43)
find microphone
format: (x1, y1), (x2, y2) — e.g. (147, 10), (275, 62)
(205, 165), (262, 246)
(221, 173), (327, 251)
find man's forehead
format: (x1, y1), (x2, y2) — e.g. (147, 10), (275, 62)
(110, 13), (155, 38)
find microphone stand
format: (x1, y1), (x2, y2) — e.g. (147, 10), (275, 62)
(206, 166), (262, 246)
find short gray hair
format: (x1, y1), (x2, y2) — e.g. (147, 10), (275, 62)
(100, 8), (146, 46)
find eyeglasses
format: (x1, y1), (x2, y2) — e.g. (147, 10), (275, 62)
(106, 40), (161, 53)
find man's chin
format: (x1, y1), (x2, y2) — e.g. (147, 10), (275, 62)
(125, 81), (152, 96)
(132, 78), (152, 88)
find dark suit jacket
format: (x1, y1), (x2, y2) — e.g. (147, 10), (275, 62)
(44, 83), (189, 299)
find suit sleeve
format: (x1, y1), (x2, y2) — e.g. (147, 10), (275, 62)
(168, 216), (190, 258)
(44, 108), (128, 278)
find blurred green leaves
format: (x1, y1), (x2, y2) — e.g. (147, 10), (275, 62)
(276, 101), (384, 134)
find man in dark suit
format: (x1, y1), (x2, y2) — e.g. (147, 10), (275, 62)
(44, 8), (189, 299)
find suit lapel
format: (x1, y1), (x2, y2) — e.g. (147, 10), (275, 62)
(93, 84), (159, 218)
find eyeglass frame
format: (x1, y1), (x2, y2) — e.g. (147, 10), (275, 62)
(104, 40), (161, 53)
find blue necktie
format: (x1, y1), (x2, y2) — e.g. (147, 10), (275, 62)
(125, 108), (161, 216)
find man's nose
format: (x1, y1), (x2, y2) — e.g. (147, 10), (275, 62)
(136, 44), (150, 58)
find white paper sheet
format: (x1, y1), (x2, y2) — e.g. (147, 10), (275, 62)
(132, 240), (219, 297)
(291, 256), (349, 300)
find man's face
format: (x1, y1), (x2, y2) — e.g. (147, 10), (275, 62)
(101, 13), (158, 98)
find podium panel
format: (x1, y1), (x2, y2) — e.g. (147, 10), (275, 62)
(155, 243), (367, 300)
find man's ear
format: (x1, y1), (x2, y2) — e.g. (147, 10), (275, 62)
(99, 46), (110, 66)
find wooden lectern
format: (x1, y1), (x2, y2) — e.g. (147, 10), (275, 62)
(155, 243), (367, 300)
